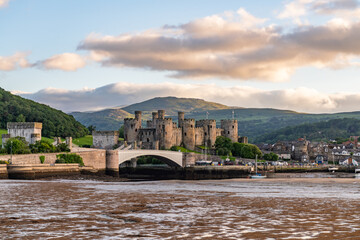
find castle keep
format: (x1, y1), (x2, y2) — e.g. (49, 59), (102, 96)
(124, 110), (239, 150)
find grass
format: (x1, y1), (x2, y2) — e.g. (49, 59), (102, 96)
(220, 156), (236, 161)
(0, 129), (7, 144)
(171, 146), (201, 154)
(73, 135), (93, 147)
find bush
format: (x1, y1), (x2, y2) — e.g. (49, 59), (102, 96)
(39, 155), (45, 164)
(55, 143), (70, 152)
(55, 153), (84, 166)
(4, 137), (31, 154)
(231, 142), (262, 159)
(0, 160), (9, 164)
(215, 136), (233, 156)
(170, 146), (178, 151)
(0, 148), (7, 154)
(264, 152), (279, 161)
(30, 140), (56, 153)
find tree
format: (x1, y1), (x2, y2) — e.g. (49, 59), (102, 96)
(87, 125), (96, 134)
(215, 136), (233, 156)
(119, 125), (124, 138)
(231, 142), (262, 159)
(264, 152), (279, 161)
(29, 140), (56, 153)
(4, 137), (31, 154)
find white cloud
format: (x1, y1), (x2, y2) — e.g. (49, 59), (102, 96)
(77, 6), (360, 82)
(18, 82), (360, 113)
(37, 53), (87, 71)
(0, 0), (11, 8)
(0, 52), (30, 71)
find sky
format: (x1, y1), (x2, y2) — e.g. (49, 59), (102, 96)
(2, 0), (360, 113)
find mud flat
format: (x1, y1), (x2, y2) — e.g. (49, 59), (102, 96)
(1, 178), (360, 239)
(119, 166), (251, 180)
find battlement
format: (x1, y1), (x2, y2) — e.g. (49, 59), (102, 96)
(93, 131), (119, 136)
(183, 118), (195, 122)
(7, 122), (42, 129)
(221, 119), (238, 123)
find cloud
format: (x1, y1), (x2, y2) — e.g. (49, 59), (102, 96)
(0, 0), (11, 8)
(0, 52), (30, 71)
(18, 82), (360, 113)
(36, 53), (87, 71)
(278, 0), (360, 20)
(77, 6), (360, 81)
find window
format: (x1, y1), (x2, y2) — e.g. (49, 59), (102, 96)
(228, 131), (230, 134)
(232, 126), (234, 128)
(184, 133), (187, 136)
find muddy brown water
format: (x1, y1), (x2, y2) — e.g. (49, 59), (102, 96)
(1, 178), (360, 239)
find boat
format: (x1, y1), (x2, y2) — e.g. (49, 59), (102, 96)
(251, 154), (267, 179)
(355, 169), (360, 174)
(328, 160), (338, 172)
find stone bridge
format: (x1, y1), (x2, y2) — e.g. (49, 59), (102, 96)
(106, 149), (185, 173)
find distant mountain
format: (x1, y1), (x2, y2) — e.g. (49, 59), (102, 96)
(123, 96), (230, 117)
(71, 97), (230, 130)
(71, 108), (133, 131)
(255, 118), (360, 143)
(70, 96), (360, 141)
(0, 88), (88, 138)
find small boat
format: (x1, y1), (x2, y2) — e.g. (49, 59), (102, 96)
(355, 169), (360, 174)
(251, 154), (267, 179)
(328, 167), (338, 172)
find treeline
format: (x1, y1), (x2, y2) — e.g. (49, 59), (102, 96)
(0, 88), (88, 138)
(255, 118), (360, 143)
(215, 136), (262, 159)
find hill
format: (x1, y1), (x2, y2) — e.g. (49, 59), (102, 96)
(70, 96), (360, 141)
(123, 96), (230, 117)
(70, 97), (230, 130)
(0, 88), (88, 138)
(71, 108), (133, 131)
(255, 118), (360, 143)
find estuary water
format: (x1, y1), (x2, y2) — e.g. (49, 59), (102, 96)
(1, 177), (360, 239)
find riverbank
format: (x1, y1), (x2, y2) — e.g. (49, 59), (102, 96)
(0, 164), (357, 180)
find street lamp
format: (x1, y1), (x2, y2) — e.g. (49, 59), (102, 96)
(10, 140), (13, 164)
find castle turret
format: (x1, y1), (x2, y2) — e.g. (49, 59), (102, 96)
(182, 119), (195, 150)
(124, 111), (142, 143)
(196, 119), (217, 147)
(221, 119), (238, 142)
(135, 111), (142, 121)
(158, 110), (165, 120)
(178, 112), (185, 128)
(156, 118), (174, 149)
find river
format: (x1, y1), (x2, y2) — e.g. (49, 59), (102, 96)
(1, 176), (360, 239)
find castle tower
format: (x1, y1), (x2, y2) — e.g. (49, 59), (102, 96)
(135, 111), (142, 121)
(156, 118), (174, 149)
(221, 119), (238, 142)
(178, 112), (185, 128)
(182, 119), (195, 150)
(196, 119), (217, 147)
(124, 111), (142, 143)
(158, 110), (165, 120)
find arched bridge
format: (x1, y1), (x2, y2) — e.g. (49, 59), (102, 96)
(118, 149), (184, 167)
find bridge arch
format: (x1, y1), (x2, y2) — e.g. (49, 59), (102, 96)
(118, 150), (183, 168)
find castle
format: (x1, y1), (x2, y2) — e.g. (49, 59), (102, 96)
(123, 110), (239, 150)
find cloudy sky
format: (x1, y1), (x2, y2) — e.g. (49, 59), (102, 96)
(2, 0), (360, 113)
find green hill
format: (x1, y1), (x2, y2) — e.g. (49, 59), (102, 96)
(71, 108), (133, 131)
(0, 88), (88, 138)
(255, 118), (360, 143)
(70, 97), (230, 130)
(123, 97), (230, 117)
(69, 96), (360, 142)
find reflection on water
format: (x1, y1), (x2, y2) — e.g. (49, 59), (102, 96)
(1, 178), (360, 239)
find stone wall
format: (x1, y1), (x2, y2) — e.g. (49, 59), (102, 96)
(0, 149), (106, 170)
(92, 131), (119, 149)
(0, 164), (7, 179)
